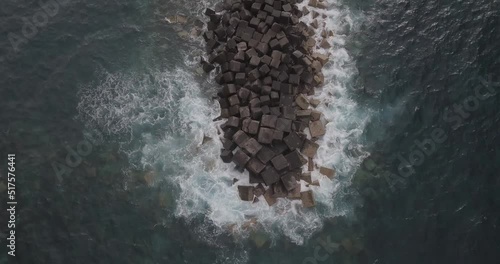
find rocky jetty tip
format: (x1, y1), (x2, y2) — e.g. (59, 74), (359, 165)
(201, 0), (334, 208)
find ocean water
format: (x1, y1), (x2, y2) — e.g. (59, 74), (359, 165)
(0, 0), (499, 263)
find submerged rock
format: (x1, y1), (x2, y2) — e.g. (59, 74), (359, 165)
(165, 15), (188, 24)
(341, 238), (364, 255)
(177, 31), (190, 39)
(143, 171), (155, 186)
(158, 191), (173, 208)
(250, 231), (269, 248)
(362, 158), (377, 171)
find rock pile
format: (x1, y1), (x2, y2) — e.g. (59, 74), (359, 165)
(201, 0), (332, 208)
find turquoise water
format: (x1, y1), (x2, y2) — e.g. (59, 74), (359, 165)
(1, 0), (499, 263)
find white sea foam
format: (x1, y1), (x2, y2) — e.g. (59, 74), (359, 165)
(77, 0), (370, 250)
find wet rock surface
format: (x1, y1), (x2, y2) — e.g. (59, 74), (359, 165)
(201, 0), (335, 207)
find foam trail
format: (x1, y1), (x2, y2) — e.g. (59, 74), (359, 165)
(293, 0), (371, 216)
(77, 0), (371, 252)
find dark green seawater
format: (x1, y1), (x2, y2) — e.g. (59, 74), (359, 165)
(0, 0), (499, 263)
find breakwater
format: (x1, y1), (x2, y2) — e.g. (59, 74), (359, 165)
(201, 0), (335, 207)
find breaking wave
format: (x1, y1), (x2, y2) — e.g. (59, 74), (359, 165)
(77, 0), (371, 257)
